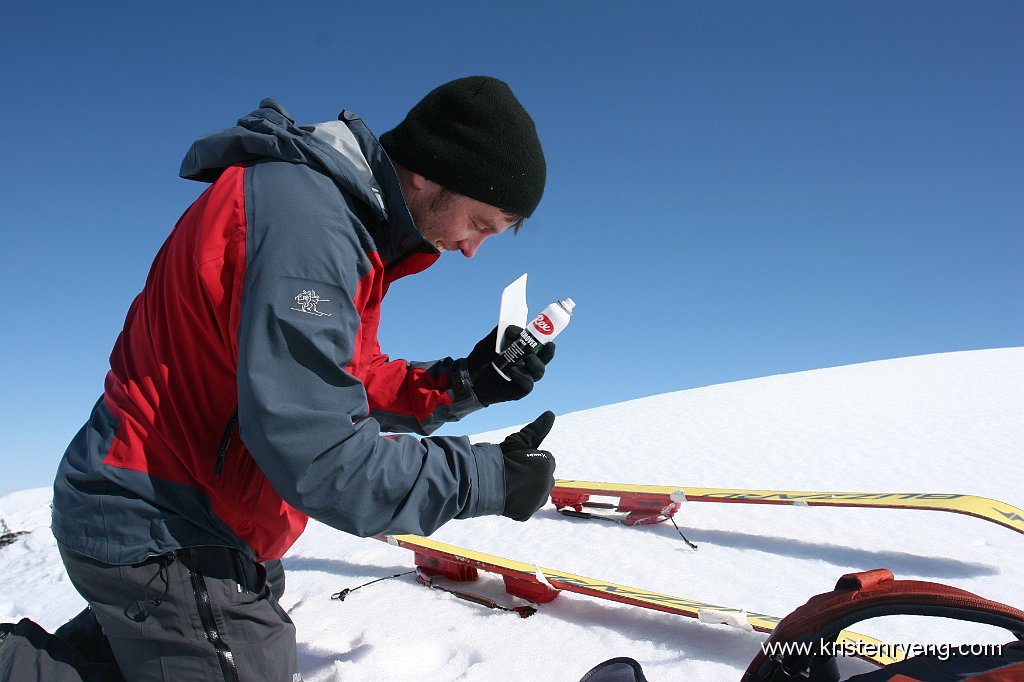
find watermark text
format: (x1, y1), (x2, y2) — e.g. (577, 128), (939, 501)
(762, 639), (1004, 662)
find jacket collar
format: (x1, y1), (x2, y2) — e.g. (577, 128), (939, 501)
(331, 111), (439, 266)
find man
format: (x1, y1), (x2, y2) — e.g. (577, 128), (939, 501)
(48, 76), (558, 681)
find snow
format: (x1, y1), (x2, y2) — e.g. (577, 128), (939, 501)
(2, 348), (1022, 680)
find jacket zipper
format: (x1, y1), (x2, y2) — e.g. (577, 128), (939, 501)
(214, 409), (239, 475)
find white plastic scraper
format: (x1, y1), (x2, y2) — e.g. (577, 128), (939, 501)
(496, 273), (529, 353)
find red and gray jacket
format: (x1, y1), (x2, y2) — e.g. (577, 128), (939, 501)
(52, 100), (505, 564)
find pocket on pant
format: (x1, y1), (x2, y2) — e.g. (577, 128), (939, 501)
(228, 551), (268, 606)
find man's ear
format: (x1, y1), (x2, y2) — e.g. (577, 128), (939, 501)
(409, 171), (430, 191)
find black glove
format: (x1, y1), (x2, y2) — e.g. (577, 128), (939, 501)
(466, 326), (556, 407)
(499, 411), (557, 521)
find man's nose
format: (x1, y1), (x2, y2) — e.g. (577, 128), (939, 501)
(459, 233), (487, 258)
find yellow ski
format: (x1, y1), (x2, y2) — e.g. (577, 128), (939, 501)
(551, 480), (1024, 536)
(379, 534), (902, 666)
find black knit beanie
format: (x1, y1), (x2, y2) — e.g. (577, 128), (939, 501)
(379, 76), (546, 218)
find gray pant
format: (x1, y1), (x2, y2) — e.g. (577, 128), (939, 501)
(59, 544), (299, 682)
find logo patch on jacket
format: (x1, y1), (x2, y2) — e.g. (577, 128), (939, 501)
(291, 289), (332, 317)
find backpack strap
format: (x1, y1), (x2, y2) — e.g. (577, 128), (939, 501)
(743, 569), (1024, 681)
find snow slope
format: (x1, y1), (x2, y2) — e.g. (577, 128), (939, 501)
(2, 348), (1022, 680)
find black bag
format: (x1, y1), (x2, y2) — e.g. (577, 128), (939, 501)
(578, 656), (648, 682)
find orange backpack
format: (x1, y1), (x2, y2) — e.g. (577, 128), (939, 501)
(743, 568), (1024, 681)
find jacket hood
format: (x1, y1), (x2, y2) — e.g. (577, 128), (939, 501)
(179, 99), (433, 262)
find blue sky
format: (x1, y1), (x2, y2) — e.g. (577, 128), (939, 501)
(1, 2), (1021, 497)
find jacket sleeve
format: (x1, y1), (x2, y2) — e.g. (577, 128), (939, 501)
(362, 339), (486, 435)
(236, 161), (505, 537)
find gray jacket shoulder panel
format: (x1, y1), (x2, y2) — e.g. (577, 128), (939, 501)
(180, 100), (383, 220)
(179, 99), (434, 266)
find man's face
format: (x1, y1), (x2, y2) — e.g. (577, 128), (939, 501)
(409, 183), (515, 258)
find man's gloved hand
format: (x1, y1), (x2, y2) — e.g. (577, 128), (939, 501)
(467, 326), (556, 407)
(499, 411), (557, 521)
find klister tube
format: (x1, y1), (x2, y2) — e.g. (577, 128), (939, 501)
(492, 298), (575, 376)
